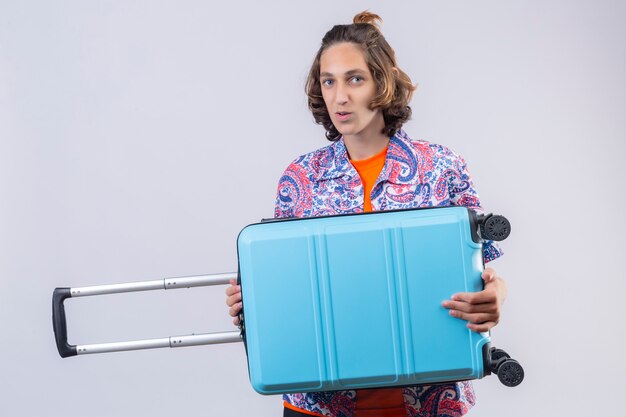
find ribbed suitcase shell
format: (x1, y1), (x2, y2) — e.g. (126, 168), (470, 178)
(237, 206), (490, 395)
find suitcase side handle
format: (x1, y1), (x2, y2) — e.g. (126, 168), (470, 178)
(52, 287), (77, 358)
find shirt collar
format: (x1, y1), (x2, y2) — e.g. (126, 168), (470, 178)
(316, 129), (421, 185)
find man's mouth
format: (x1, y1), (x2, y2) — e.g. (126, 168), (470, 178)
(336, 112), (352, 121)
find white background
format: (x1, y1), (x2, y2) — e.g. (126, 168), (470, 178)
(1, 1), (624, 416)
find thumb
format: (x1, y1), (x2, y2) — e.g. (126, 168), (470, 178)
(482, 267), (497, 283)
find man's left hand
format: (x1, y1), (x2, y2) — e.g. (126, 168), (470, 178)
(441, 267), (508, 332)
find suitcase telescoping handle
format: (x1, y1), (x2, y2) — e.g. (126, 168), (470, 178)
(52, 273), (242, 358)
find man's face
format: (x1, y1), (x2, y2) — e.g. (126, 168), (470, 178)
(319, 42), (383, 140)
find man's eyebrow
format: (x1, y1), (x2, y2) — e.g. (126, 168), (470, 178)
(320, 69), (368, 78)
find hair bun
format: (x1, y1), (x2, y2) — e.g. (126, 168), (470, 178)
(353, 10), (382, 31)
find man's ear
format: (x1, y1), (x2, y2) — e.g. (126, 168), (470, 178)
(392, 67), (400, 77)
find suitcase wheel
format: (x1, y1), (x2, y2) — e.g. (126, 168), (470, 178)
(497, 359), (524, 387)
(481, 215), (511, 241)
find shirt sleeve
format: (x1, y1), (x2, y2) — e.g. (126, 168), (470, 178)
(274, 161), (310, 219)
(274, 171), (294, 219)
(448, 152), (504, 263)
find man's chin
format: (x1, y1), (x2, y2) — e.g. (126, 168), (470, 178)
(335, 126), (355, 137)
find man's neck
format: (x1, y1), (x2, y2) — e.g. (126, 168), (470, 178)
(343, 122), (390, 160)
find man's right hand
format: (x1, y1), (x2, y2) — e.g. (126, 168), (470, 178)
(225, 279), (242, 326)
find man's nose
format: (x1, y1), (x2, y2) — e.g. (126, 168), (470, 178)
(335, 82), (348, 105)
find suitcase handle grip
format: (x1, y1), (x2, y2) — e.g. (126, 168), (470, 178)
(52, 287), (77, 358)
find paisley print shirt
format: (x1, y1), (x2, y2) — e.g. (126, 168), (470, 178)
(274, 129), (502, 417)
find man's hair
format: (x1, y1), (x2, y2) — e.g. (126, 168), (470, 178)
(305, 11), (417, 141)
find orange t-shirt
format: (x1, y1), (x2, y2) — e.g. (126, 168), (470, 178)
(285, 145), (405, 417)
(350, 146), (388, 213)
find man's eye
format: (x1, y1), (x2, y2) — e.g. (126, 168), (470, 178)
(351, 76), (363, 83)
(322, 79), (333, 86)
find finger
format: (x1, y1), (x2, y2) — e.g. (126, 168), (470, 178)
(467, 321), (497, 332)
(225, 285), (241, 296)
(451, 289), (496, 304)
(443, 300), (496, 314)
(233, 316), (240, 326)
(229, 302), (242, 318)
(482, 267), (497, 283)
(229, 279), (236, 286)
(443, 300), (478, 312)
(228, 303), (242, 318)
(226, 292), (242, 307)
(228, 291), (242, 302)
(448, 309), (497, 324)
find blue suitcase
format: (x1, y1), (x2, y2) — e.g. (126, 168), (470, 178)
(53, 206), (524, 392)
